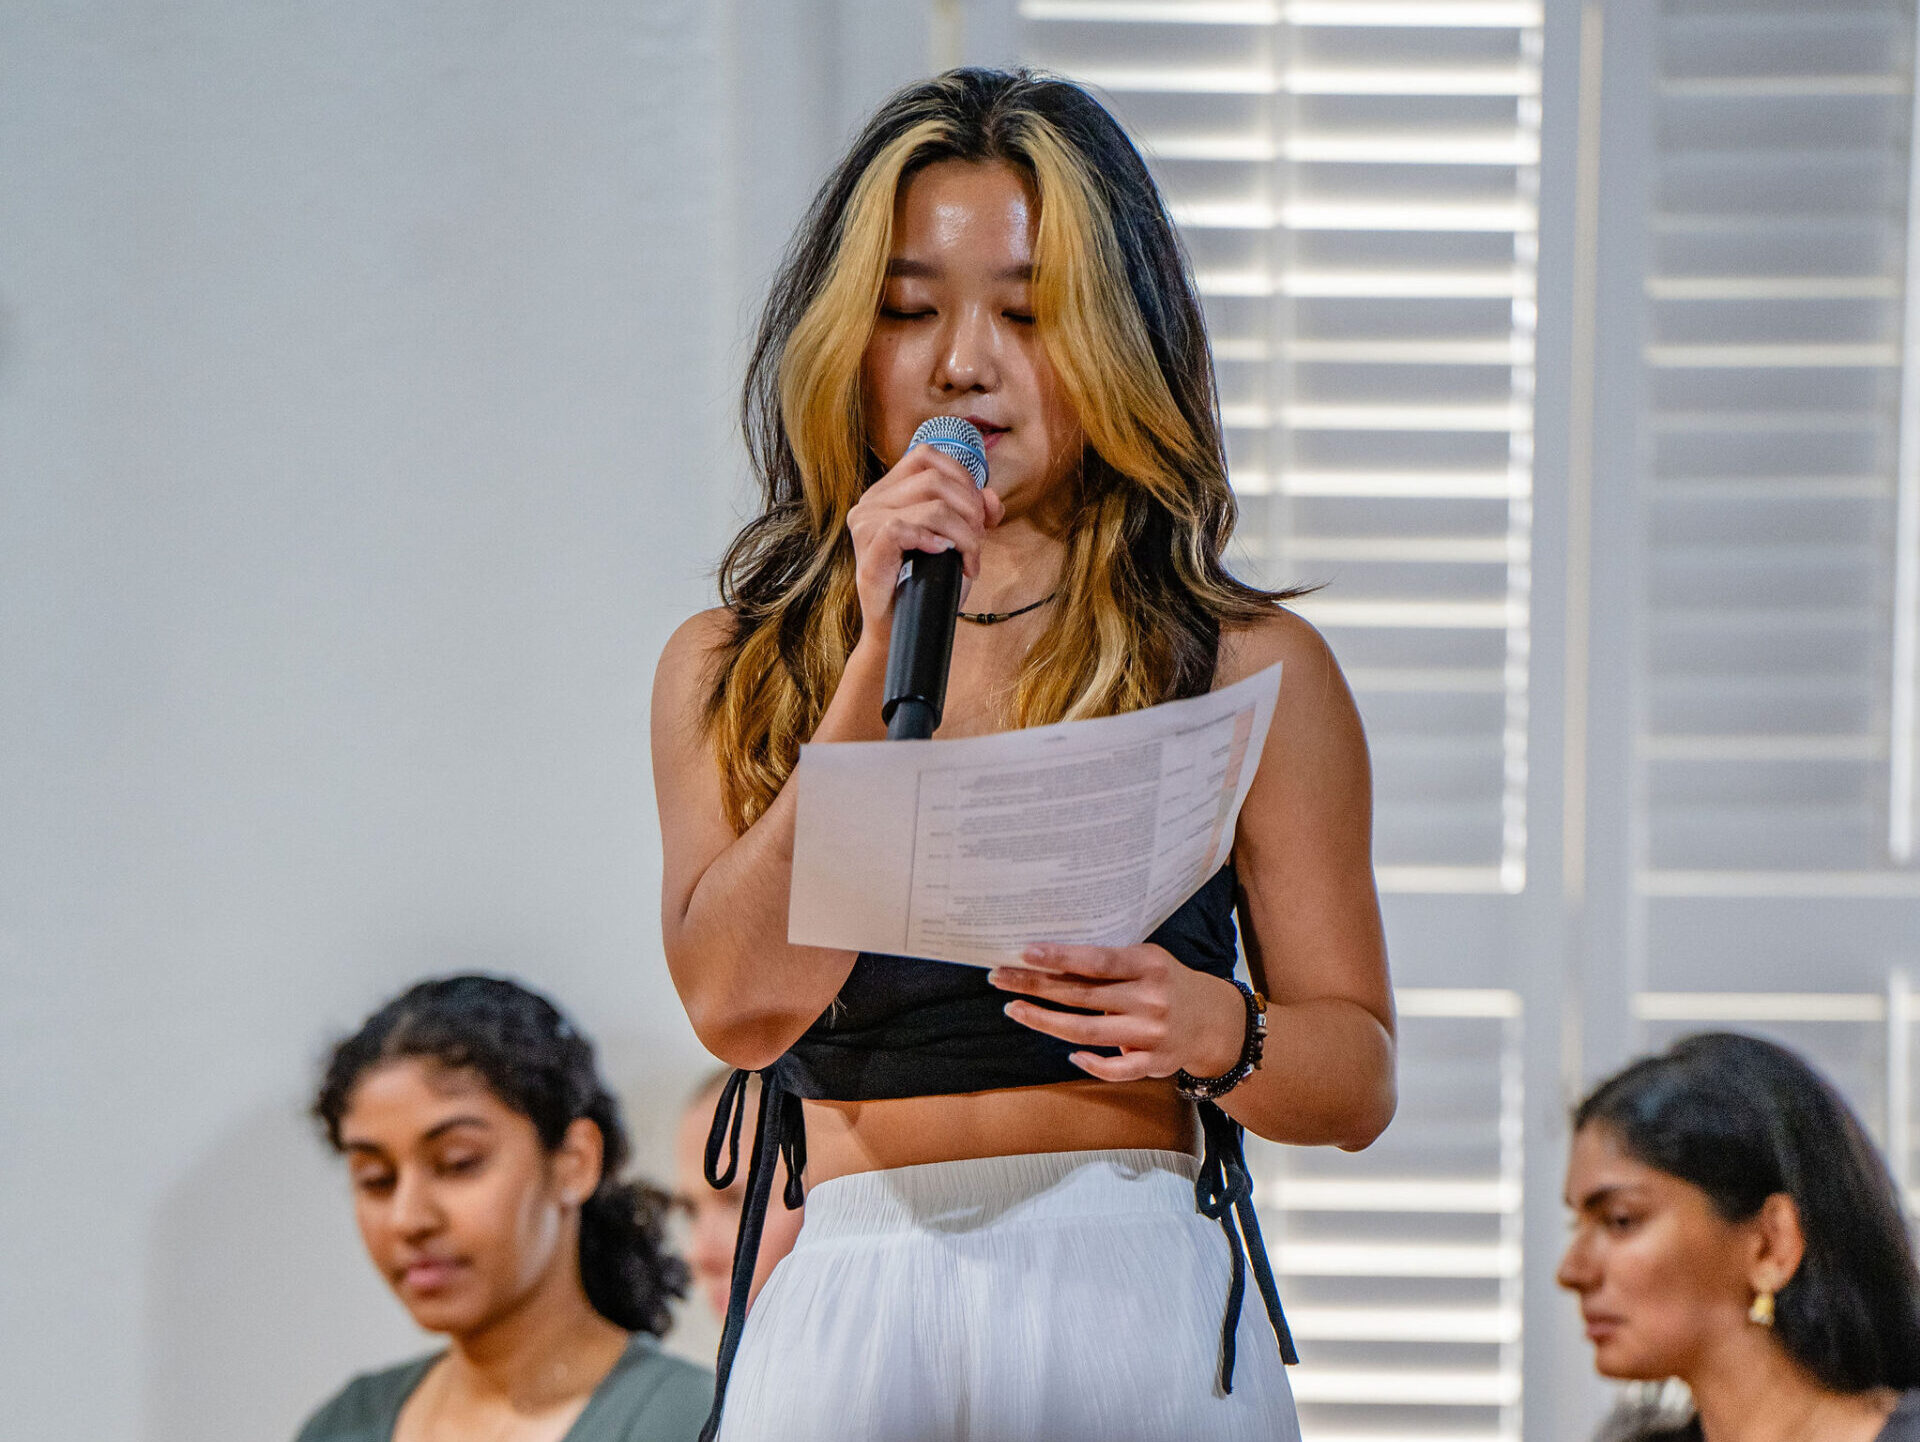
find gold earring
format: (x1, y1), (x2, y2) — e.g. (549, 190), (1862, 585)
(1749, 1290), (1775, 1327)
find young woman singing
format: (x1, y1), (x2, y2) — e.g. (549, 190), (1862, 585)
(653, 68), (1395, 1441)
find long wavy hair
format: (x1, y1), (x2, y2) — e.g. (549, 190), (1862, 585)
(706, 67), (1296, 832)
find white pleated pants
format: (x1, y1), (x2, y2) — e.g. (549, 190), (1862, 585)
(713, 1148), (1300, 1442)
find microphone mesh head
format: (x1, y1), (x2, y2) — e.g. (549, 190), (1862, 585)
(909, 416), (988, 488)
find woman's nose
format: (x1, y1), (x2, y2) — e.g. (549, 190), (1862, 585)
(1557, 1232), (1596, 1292)
(390, 1169), (442, 1238)
(934, 304), (998, 393)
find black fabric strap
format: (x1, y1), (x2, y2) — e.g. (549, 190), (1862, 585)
(1193, 1100), (1298, 1393)
(702, 1068), (751, 1189)
(699, 1070), (806, 1442)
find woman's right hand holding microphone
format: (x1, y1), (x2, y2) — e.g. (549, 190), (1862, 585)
(844, 439), (1003, 656)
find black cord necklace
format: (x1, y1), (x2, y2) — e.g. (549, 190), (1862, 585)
(958, 591), (1057, 625)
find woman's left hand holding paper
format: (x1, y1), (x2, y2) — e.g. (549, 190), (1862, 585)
(988, 943), (1248, 1082)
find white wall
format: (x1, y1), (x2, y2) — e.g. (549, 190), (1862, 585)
(0, 3), (815, 1437)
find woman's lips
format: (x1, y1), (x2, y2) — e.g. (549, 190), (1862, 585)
(965, 418), (1008, 451)
(1583, 1314), (1621, 1343)
(399, 1258), (465, 1293)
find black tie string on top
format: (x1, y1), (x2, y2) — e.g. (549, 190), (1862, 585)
(1194, 1097), (1298, 1391)
(698, 1069), (805, 1442)
(695, 1069), (1294, 1440)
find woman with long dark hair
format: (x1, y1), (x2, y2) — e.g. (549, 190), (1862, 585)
(297, 975), (710, 1442)
(652, 68), (1394, 1440)
(1559, 1031), (1920, 1442)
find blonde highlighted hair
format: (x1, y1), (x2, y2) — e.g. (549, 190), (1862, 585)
(709, 68), (1297, 832)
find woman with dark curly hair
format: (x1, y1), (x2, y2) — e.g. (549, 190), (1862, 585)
(296, 974), (710, 1442)
(1559, 1031), (1920, 1442)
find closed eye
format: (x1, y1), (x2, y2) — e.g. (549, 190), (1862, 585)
(880, 306), (935, 320)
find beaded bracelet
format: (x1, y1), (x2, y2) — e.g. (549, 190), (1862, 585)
(1173, 979), (1268, 1101)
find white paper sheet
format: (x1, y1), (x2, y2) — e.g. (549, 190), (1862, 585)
(788, 662), (1282, 967)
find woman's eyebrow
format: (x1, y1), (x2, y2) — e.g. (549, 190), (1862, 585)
(421, 1115), (492, 1142)
(1570, 1183), (1638, 1211)
(339, 1115), (490, 1158)
(883, 259), (1032, 282)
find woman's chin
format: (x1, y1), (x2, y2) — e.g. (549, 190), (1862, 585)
(1591, 1342), (1661, 1382)
(398, 1291), (486, 1336)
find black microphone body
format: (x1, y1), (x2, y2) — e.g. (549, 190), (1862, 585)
(884, 549), (964, 739)
(881, 417), (988, 740)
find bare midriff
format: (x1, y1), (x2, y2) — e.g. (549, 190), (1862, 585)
(800, 1076), (1200, 1184)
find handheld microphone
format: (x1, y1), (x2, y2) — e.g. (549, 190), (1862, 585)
(882, 416), (988, 740)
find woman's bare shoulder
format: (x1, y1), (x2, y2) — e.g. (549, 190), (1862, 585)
(662, 607), (735, 664)
(1215, 603), (1342, 693)
(652, 608), (735, 732)
(656, 608), (734, 687)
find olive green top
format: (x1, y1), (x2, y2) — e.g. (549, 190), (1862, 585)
(295, 1335), (712, 1442)
(1881, 1392), (1920, 1442)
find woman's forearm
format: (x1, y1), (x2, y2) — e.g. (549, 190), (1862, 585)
(673, 789), (845, 1066)
(666, 639), (893, 1067)
(1219, 996), (1397, 1150)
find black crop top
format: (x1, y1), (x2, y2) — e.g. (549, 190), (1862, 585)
(698, 863), (1295, 1441)
(770, 861), (1244, 1101)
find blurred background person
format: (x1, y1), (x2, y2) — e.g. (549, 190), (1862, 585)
(670, 1068), (804, 1325)
(298, 975), (710, 1442)
(1557, 1032), (1920, 1442)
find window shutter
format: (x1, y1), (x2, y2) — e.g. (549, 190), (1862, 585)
(1263, 990), (1526, 1442)
(1023, 0), (1544, 896)
(1640, 0), (1920, 891)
